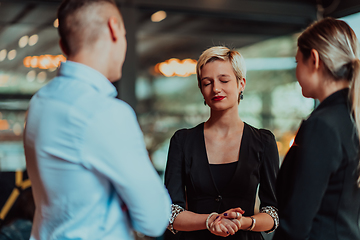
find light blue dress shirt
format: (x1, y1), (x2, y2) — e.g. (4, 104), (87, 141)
(24, 61), (171, 240)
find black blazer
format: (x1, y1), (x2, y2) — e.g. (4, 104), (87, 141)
(165, 122), (279, 240)
(274, 88), (360, 240)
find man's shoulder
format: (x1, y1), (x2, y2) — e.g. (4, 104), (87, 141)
(96, 97), (134, 116)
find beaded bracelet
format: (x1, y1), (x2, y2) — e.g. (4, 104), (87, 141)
(260, 206), (279, 233)
(168, 204), (185, 234)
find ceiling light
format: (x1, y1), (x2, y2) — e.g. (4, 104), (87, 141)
(26, 70), (36, 82)
(0, 49), (7, 62)
(29, 34), (39, 46)
(23, 54), (66, 69)
(155, 58), (197, 77)
(19, 35), (29, 48)
(151, 10), (167, 22)
(37, 71), (47, 83)
(8, 50), (16, 60)
(54, 18), (59, 28)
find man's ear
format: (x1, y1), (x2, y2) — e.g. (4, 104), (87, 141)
(310, 49), (320, 70)
(108, 16), (120, 42)
(59, 39), (69, 57)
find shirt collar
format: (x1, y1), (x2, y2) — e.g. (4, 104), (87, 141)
(57, 61), (118, 98)
(315, 88), (349, 112)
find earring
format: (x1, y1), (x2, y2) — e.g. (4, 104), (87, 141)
(204, 100), (207, 106)
(239, 91), (244, 100)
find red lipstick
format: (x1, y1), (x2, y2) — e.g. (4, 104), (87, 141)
(212, 96), (225, 101)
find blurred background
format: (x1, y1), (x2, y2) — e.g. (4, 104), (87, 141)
(0, 0), (360, 239)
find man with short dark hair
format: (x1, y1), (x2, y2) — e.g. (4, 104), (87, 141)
(23, 1), (171, 239)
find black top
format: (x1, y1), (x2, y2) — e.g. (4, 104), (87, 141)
(209, 162), (238, 192)
(165, 122), (279, 240)
(273, 88), (360, 240)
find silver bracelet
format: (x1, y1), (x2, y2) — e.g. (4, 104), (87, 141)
(247, 216), (256, 231)
(260, 206), (279, 233)
(168, 204), (185, 234)
(206, 212), (218, 231)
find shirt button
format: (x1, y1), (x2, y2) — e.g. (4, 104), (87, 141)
(215, 195), (222, 202)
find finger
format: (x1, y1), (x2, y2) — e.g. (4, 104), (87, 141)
(231, 219), (241, 229)
(210, 218), (221, 231)
(218, 222), (231, 236)
(223, 211), (240, 219)
(210, 226), (226, 237)
(222, 219), (238, 234)
(215, 221), (224, 232)
(224, 224), (236, 235)
(220, 221), (235, 235)
(235, 211), (242, 219)
(229, 207), (245, 214)
(231, 208), (244, 215)
(224, 209), (245, 219)
(212, 223), (228, 237)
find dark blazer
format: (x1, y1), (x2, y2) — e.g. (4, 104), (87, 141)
(274, 88), (360, 240)
(165, 122), (279, 240)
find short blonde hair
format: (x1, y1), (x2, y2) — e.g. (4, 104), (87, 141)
(196, 46), (246, 88)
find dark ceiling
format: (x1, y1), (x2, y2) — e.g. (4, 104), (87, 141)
(133, 0), (356, 70)
(0, 0), (359, 103)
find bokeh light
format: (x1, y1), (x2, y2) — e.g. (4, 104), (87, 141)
(53, 18), (59, 28)
(23, 54), (66, 69)
(8, 50), (17, 60)
(151, 10), (167, 22)
(37, 71), (47, 83)
(0, 49), (7, 62)
(18, 35), (29, 48)
(154, 58), (197, 77)
(26, 70), (36, 82)
(29, 34), (39, 46)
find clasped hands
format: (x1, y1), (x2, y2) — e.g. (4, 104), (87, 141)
(207, 208), (245, 237)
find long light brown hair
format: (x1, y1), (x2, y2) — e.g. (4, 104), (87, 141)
(298, 17), (360, 186)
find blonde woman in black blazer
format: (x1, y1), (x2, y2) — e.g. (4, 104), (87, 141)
(274, 18), (360, 240)
(165, 46), (280, 240)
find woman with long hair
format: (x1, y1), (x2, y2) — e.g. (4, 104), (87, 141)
(165, 46), (279, 240)
(274, 17), (360, 240)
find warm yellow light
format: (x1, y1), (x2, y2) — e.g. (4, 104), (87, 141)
(23, 56), (31, 68)
(151, 10), (167, 22)
(23, 54), (66, 69)
(0, 49), (6, 62)
(19, 35), (29, 48)
(8, 49), (16, 60)
(38, 55), (51, 69)
(178, 58), (197, 77)
(29, 34), (39, 46)
(30, 56), (38, 68)
(156, 58), (197, 77)
(37, 71), (47, 83)
(53, 18), (59, 28)
(55, 55), (66, 65)
(26, 70), (36, 82)
(0, 119), (9, 130)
